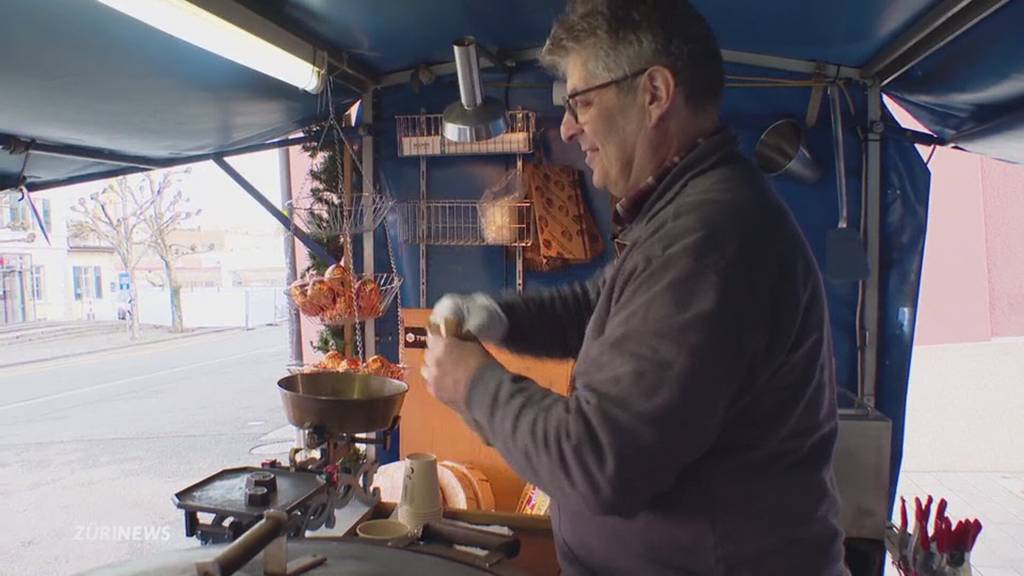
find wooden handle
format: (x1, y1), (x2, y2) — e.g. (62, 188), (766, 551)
(375, 501), (552, 533)
(195, 510), (288, 576)
(421, 519), (520, 559)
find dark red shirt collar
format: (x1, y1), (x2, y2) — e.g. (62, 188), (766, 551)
(612, 154), (685, 231)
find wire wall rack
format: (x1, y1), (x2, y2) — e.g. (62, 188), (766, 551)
(395, 110), (535, 157)
(288, 194), (394, 237)
(397, 200), (533, 246)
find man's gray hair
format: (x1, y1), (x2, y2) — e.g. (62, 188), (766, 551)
(541, 0), (724, 112)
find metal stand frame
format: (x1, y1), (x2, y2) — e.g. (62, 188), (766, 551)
(515, 153), (524, 295)
(862, 83), (883, 408)
(361, 92), (377, 360)
(278, 148), (303, 367)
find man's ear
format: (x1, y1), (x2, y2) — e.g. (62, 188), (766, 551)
(642, 66), (677, 127)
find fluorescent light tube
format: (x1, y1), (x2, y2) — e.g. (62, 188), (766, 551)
(96, 0), (326, 93)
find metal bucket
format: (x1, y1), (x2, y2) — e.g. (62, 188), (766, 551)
(755, 118), (822, 184)
(278, 372), (408, 434)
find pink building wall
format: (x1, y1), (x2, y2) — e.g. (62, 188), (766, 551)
(890, 101), (1024, 345)
(980, 160), (1024, 338)
(913, 148), (993, 345)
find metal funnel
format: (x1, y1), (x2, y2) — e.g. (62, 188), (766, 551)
(755, 118), (822, 184)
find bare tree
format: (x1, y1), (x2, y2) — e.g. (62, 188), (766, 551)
(69, 177), (155, 339)
(139, 170), (201, 333)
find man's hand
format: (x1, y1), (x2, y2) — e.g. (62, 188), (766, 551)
(422, 333), (496, 412)
(430, 293), (508, 342)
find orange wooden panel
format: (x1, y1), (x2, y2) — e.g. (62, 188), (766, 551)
(399, 308), (573, 512)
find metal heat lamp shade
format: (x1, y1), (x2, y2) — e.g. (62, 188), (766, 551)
(442, 37), (507, 143)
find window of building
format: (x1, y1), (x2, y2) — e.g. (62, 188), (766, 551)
(31, 266), (44, 300)
(34, 199), (51, 232)
(72, 266), (103, 300)
(1, 196), (48, 231)
(72, 266), (85, 300)
(4, 199), (31, 230)
(93, 266), (103, 299)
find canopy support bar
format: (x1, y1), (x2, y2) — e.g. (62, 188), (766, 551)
(863, 0), (1010, 86)
(13, 134), (336, 193)
(0, 135), (163, 170)
(213, 155), (336, 267)
(379, 47), (862, 89)
(950, 105), (1024, 147)
(882, 123), (946, 147)
(720, 49), (861, 81)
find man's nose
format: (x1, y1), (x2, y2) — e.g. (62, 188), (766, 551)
(560, 109), (582, 143)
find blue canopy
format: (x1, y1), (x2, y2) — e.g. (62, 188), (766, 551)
(2, 0), (1021, 190)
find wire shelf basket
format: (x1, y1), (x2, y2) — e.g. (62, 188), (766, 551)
(287, 272), (403, 326)
(397, 200), (533, 246)
(396, 110), (535, 157)
(288, 194), (394, 236)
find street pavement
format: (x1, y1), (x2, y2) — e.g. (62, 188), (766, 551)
(0, 324), (295, 576)
(0, 321), (233, 369)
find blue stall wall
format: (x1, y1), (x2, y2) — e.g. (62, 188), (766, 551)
(375, 65), (614, 308)
(369, 63), (929, 499)
(877, 114), (930, 505)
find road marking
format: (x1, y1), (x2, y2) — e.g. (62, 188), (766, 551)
(0, 329), (255, 377)
(258, 424), (297, 441)
(0, 346), (281, 412)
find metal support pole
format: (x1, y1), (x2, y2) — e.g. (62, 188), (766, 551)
(278, 147), (303, 367)
(361, 93), (376, 359)
(419, 155), (428, 308)
(212, 156), (336, 267)
(343, 130), (355, 358)
(515, 153), (524, 294)
(862, 83), (883, 407)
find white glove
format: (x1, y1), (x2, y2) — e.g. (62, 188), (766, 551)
(430, 292), (508, 343)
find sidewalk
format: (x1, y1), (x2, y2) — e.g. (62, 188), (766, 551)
(893, 471), (1024, 575)
(0, 321), (240, 368)
(886, 339), (1024, 575)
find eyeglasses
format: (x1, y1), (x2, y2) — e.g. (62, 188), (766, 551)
(562, 68), (648, 123)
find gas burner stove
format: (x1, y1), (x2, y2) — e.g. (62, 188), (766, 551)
(175, 419), (397, 544)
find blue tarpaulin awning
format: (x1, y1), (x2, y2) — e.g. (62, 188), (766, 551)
(2, 0), (1022, 191)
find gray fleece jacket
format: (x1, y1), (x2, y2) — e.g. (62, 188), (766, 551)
(461, 129), (845, 575)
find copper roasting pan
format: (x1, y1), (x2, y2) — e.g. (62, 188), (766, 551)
(277, 372), (408, 434)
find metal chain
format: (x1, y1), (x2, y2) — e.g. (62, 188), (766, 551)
(325, 79), (365, 360)
(382, 185), (403, 366)
(322, 80), (400, 364)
